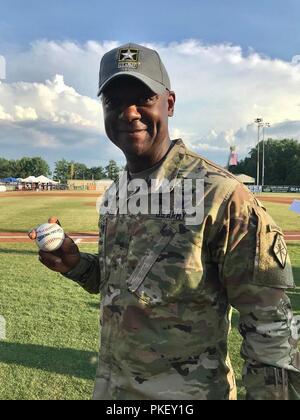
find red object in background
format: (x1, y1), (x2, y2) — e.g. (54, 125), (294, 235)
(229, 151), (238, 166)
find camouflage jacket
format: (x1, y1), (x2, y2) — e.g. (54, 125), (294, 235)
(65, 139), (300, 400)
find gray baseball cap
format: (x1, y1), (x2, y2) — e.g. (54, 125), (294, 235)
(97, 43), (171, 96)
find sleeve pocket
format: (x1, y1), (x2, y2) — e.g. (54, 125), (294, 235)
(252, 207), (294, 289)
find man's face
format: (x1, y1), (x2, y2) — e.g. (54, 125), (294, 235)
(101, 77), (175, 159)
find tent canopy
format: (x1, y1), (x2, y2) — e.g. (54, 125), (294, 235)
(235, 174), (255, 184)
(36, 175), (58, 184)
(22, 176), (37, 183)
(0, 177), (19, 183)
(21, 175), (58, 184)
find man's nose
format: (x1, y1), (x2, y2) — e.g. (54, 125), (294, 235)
(119, 104), (141, 122)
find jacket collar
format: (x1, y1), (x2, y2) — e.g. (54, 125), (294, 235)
(120, 139), (186, 195)
(101, 139), (187, 215)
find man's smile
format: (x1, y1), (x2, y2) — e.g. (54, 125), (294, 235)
(118, 129), (147, 133)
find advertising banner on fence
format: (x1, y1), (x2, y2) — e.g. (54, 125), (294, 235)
(250, 186), (300, 193)
(247, 185), (300, 194)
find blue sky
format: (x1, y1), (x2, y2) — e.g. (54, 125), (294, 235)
(1, 0), (300, 171)
(1, 0), (299, 60)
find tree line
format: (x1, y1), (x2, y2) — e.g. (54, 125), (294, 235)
(230, 139), (300, 185)
(0, 157), (51, 179)
(0, 157), (122, 183)
(1, 139), (300, 185)
(53, 159), (121, 183)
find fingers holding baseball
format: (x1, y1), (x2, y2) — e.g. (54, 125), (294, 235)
(48, 216), (61, 226)
(60, 234), (79, 253)
(28, 216), (61, 240)
(38, 251), (72, 273)
(39, 236), (81, 273)
(28, 229), (37, 240)
(30, 217), (81, 273)
(39, 251), (64, 272)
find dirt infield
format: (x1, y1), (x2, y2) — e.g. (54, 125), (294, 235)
(1, 231), (300, 243)
(0, 191), (299, 204)
(0, 191), (299, 243)
(0, 191), (100, 198)
(259, 196), (300, 205)
(0, 232), (99, 244)
(285, 233), (300, 240)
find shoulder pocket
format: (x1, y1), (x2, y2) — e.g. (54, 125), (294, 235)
(252, 206), (294, 289)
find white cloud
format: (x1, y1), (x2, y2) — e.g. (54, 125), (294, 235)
(5, 40), (117, 97)
(0, 74), (123, 167)
(1, 39), (300, 167)
(0, 75), (102, 127)
(0, 104), (13, 121)
(0, 119), (123, 169)
(15, 106), (38, 121)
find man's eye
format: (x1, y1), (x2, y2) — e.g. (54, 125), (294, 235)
(102, 95), (157, 108)
(103, 98), (119, 108)
(138, 95), (157, 105)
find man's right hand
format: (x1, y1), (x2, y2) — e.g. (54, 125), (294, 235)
(38, 235), (81, 274)
(29, 217), (81, 274)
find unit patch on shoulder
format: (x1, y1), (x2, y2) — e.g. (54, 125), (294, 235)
(273, 233), (288, 268)
(118, 48), (139, 70)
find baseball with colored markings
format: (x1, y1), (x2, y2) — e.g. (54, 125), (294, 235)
(29, 221), (65, 252)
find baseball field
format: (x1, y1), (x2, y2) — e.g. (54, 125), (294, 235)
(0, 190), (299, 400)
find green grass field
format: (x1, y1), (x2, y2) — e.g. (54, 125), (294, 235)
(0, 191), (300, 400)
(0, 191), (299, 233)
(258, 201), (300, 231)
(0, 193), (100, 233)
(0, 241), (299, 400)
(0, 242), (99, 400)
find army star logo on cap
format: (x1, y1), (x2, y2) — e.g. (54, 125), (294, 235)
(273, 233), (288, 268)
(118, 48), (139, 69)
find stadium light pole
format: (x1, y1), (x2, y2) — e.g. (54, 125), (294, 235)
(254, 118), (263, 188)
(262, 122), (270, 188)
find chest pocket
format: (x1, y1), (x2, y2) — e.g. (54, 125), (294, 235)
(101, 214), (136, 288)
(126, 219), (204, 306)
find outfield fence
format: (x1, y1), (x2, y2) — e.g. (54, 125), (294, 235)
(248, 185), (300, 193)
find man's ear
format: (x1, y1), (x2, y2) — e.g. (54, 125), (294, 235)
(167, 91), (176, 117)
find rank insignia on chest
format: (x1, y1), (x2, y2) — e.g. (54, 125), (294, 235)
(273, 233), (288, 268)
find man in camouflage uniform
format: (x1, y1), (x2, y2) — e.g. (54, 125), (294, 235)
(39, 43), (300, 400)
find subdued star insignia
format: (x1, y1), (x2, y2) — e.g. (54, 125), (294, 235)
(119, 48), (138, 62)
(273, 233), (288, 268)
